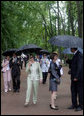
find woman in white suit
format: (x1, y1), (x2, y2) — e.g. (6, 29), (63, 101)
(2, 56), (12, 93)
(24, 55), (43, 106)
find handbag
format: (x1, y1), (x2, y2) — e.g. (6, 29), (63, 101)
(55, 64), (62, 77)
(53, 77), (60, 84)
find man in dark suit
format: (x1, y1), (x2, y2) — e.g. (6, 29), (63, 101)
(67, 48), (83, 111)
(9, 53), (21, 92)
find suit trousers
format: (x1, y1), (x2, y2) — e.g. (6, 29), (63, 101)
(3, 70), (11, 92)
(12, 75), (20, 90)
(25, 77), (39, 103)
(71, 80), (83, 108)
(42, 72), (48, 84)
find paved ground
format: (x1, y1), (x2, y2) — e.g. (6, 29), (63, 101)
(1, 66), (83, 115)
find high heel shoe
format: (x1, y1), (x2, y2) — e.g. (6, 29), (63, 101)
(50, 104), (58, 108)
(24, 102), (29, 107)
(50, 104), (59, 110)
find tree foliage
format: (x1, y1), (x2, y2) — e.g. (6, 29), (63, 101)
(1, 1), (83, 54)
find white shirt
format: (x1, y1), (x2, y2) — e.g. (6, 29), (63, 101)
(6, 63), (10, 70)
(56, 58), (63, 76)
(74, 50), (78, 55)
(41, 58), (50, 72)
(56, 59), (61, 66)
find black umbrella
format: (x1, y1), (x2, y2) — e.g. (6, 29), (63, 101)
(62, 47), (83, 54)
(48, 35), (83, 48)
(2, 49), (17, 56)
(62, 48), (73, 54)
(16, 44), (42, 55)
(39, 49), (50, 55)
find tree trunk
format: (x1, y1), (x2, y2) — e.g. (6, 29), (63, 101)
(68, 1), (75, 36)
(67, 3), (71, 35)
(57, 1), (60, 35)
(48, 4), (53, 37)
(76, 1), (83, 38)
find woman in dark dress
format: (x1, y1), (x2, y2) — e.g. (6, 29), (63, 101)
(49, 53), (60, 110)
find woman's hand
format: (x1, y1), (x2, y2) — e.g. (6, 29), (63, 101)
(28, 61), (32, 67)
(39, 79), (42, 84)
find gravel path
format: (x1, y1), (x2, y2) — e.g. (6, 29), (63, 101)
(1, 66), (83, 115)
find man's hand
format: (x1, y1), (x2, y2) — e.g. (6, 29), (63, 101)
(74, 78), (78, 81)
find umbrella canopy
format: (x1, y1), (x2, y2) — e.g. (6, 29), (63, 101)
(16, 44), (42, 55)
(39, 49), (50, 55)
(62, 48), (83, 54)
(48, 35), (83, 48)
(2, 49), (17, 56)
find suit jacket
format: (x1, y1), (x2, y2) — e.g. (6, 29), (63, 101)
(71, 50), (83, 81)
(9, 57), (21, 77)
(2, 59), (10, 73)
(26, 62), (43, 80)
(49, 61), (60, 79)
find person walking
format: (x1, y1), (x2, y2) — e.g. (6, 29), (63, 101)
(20, 56), (24, 69)
(24, 54), (43, 106)
(49, 53), (60, 110)
(9, 53), (21, 92)
(53, 52), (63, 76)
(40, 54), (50, 84)
(35, 54), (40, 63)
(2, 56), (12, 93)
(67, 48), (83, 111)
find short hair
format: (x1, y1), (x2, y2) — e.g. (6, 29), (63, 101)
(50, 53), (58, 60)
(43, 54), (47, 56)
(71, 48), (78, 51)
(29, 54), (35, 59)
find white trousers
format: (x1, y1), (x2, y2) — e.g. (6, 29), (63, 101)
(3, 70), (11, 92)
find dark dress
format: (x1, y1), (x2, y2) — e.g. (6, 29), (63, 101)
(49, 61), (60, 91)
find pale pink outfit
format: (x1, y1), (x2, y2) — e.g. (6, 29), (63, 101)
(2, 59), (12, 92)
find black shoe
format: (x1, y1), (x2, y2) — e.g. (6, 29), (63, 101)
(75, 107), (83, 111)
(50, 104), (58, 107)
(50, 105), (59, 110)
(68, 106), (76, 109)
(16, 89), (20, 92)
(13, 89), (16, 92)
(43, 82), (45, 84)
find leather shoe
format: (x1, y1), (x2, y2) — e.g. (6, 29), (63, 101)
(75, 107), (83, 111)
(68, 106), (76, 109)
(16, 89), (20, 92)
(13, 89), (16, 92)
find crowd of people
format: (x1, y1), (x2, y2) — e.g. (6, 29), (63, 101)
(1, 48), (83, 111)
